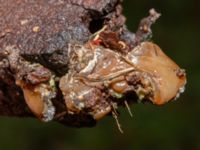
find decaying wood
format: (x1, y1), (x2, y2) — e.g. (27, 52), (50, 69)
(0, 0), (186, 128)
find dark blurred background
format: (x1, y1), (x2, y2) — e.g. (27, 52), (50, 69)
(0, 0), (199, 150)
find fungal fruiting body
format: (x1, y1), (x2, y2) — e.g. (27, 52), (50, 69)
(126, 42), (186, 105)
(6, 40), (186, 125)
(16, 79), (56, 122)
(4, 46), (57, 122)
(59, 41), (186, 121)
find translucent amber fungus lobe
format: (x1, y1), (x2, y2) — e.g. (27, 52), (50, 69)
(127, 42), (186, 105)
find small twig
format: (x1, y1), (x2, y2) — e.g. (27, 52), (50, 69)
(111, 102), (124, 133)
(124, 100), (133, 117)
(133, 8), (161, 46)
(112, 111), (124, 134)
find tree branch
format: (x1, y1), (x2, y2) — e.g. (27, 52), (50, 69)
(0, 0), (186, 128)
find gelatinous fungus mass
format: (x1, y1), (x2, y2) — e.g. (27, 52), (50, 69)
(59, 41), (186, 122)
